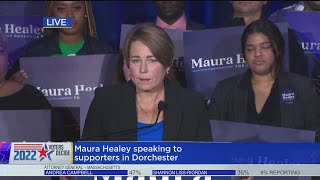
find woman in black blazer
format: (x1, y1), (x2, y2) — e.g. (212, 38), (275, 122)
(82, 23), (212, 141)
(208, 19), (320, 141)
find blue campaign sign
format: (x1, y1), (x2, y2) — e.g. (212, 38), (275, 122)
(183, 23), (289, 100)
(73, 142), (320, 164)
(42, 17), (72, 28)
(284, 11), (320, 94)
(0, 16), (43, 68)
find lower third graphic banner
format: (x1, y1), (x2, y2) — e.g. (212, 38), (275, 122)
(1, 142), (320, 176)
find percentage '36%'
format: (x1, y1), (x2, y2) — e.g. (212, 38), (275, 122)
(237, 170), (250, 176)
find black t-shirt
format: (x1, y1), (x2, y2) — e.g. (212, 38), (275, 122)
(0, 84), (50, 109)
(0, 84), (64, 141)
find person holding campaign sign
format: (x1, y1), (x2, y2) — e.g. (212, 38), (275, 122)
(0, 30), (50, 110)
(6, 1), (115, 82)
(269, 1), (320, 97)
(82, 23), (212, 141)
(208, 19), (320, 141)
(4, 0), (116, 142)
(0, 30), (64, 142)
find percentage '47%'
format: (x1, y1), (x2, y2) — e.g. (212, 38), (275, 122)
(129, 170), (142, 176)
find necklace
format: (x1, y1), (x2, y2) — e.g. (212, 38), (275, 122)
(136, 99), (156, 117)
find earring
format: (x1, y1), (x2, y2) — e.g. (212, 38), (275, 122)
(85, 14), (88, 18)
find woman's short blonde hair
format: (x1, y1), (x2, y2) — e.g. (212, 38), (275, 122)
(122, 23), (174, 69)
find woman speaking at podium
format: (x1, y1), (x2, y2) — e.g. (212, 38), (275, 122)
(82, 23), (212, 141)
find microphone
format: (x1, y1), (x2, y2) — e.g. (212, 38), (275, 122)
(81, 101), (167, 141)
(138, 100), (167, 130)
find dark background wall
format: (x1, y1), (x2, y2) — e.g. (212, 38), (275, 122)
(90, 1), (297, 49)
(0, 1), (298, 48)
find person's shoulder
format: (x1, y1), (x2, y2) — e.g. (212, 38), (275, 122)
(282, 72), (320, 98)
(22, 84), (47, 97)
(283, 72), (312, 85)
(168, 82), (204, 103)
(216, 73), (244, 88)
(279, 73), (318, 95)
(19, 84), (51, 108)
(21, 35), (57, 57)
(27, 35), (55, 47)
(85, 36), (117, 54)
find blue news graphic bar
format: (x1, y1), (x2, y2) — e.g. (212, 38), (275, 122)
(73, 142), (320, 164)
(208, 170), (236, 175)
(152, 170), (236, 176)
(44, 170), (127, 176)
(42, 17), (72, 27)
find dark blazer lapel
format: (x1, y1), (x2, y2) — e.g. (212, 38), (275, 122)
(162, 80), (183, 141)
(116, 81), (137, 141)
(236, 72), (250, 122)
(234, 88), (248, 122)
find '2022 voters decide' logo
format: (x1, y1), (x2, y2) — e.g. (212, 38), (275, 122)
(13, 143), (54, 161)
(10, 142), (72, 165)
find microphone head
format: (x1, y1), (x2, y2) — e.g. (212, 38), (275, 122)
(158, 101), (167, 111)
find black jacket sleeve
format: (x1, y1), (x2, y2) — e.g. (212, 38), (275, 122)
(27, 85), (65, 142)
(207, 81), (225, 120)
(81, 87), (107, 141)
(196, 94), (213, 141)
(304, 80), (320, 142)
